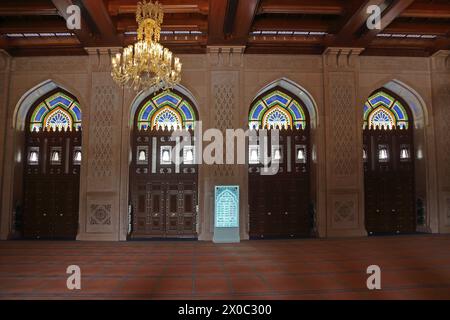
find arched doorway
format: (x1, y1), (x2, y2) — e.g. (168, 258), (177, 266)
(363, 89), (416, 234)
(21, 89), (82, 239)
(129, 89), (199, 239)
(248, 87), (311, 238)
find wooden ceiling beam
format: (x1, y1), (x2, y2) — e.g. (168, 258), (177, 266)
(331, 0), (385, 43)
(81, 0), (122, 45)
(258, 0), (344, 15)
(232, 0), (260, 44)
(0, 0), (58, 16)
(51, 0), (95, 46)
(356, 0), (416, 47)
(252, 16), (330, 32)
(207, 0), (228, 44)
(385, 21), (450, 36)
(0, 16), (68, 34)
(401, 2), (450, 19)
(107, 0), (209, 16)
(116, 14), (208, 32)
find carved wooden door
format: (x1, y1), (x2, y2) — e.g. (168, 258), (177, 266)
(23, 130), (81, 239)
(364, 128), (415, 234)
(130, 129), (198, 238)
(249, 129), (311, 238)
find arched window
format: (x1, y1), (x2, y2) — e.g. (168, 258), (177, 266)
(29, 91), (82, 132)
(249, 89), (307, 130)
(137, 90), (197, 130)
(364, 90), (409, 130)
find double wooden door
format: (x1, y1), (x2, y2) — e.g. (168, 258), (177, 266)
(130, 130), (198, 238)
(249, 129), (311, 238)
(22, 130), (81, 239)
(364, 129), (415, 234)
(130, 180), (197, 238)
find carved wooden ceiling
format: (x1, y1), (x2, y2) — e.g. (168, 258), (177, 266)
(0, 0), (449, 57)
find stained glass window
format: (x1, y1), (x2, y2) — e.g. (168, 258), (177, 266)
(137, 90), (197, 130)
(29, 91), (82, 132)
(249, 89), (307, 129)
(364, 90), (409, 130)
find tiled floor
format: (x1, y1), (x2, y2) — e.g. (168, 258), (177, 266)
(1, 235), (450, 300)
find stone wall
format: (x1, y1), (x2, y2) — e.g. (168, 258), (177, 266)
(0, 48), (448, 240)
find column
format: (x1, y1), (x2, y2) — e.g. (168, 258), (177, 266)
(431, 50), (450, 233)
(198, 46), (246, 240)
(0, 50), (11, 239)
(77, 48), (124, 241)
(322, 48), (367, 237)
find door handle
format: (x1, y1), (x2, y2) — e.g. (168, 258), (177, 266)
(43, 213), (47, 217)
(284, 212), (289, 215)
(391, 209), (397, 214)
(376, 209), (380, 213)
(59, 214), (64, 217)
(267, 212), (272, 216)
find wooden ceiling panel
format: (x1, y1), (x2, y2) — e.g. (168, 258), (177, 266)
(0, 0), (448, 57)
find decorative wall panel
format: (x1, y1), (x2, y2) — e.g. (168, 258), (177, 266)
(330, 73), (356, 177)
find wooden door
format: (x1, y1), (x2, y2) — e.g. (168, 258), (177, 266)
(364, 128), (415, 234)
(130, 129), (198, 238)
(249, 129), (311, 238)
(22, 130), (81, 239)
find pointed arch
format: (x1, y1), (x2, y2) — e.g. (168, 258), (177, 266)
(251, 78), (318, 129)
(249, 85), (308, 130)
(130, 84), (200, 128)
(364, 89), (410, 130)
(14, 79), (83, 131)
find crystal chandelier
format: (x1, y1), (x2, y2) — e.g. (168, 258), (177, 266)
(111, 0), (182, 91)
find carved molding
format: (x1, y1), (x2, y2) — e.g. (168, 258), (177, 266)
(208, 46), (245, 68)
(330, 193), (359, 229)
(86, 198), (114, 233)
(432, 50), (450, 71)
(0, 50), (10, 72)
(324, 47), (364, 70)
(86, 47), (121, 72)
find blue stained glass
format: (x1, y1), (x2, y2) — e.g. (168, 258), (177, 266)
(71, 105), (82, 121)
(363, 104), (369, 114)
(48, 96), (71, 108)
(266, 94), (289, 106)
(156, 95), (179, 106)
(156, 110), (179, 127)
(35, 106), (47, 122)
(267, 110), (287, 125)
(392, 104), (405, 120)
(142, 106), (153, 120)
(370, 95), (392, 106)
(49, 112), (69, 125)
(252, 104), (264, 119)
(289, 105), (301, 119)
(180, 104), (192, 120)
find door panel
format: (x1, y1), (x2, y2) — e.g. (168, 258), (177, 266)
(364, 128), (415, 234)
(22, 130), (81, 239)
(130, 130), (198, 238)
(249, 129), (311, 238)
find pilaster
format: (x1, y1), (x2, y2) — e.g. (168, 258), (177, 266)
(77, 47), (124, 241)
(431, 50), (450, 233)
(0, 50), (11, 239)
(322, 47), (367, 237)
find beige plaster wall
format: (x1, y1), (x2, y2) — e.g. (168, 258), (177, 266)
(0, 48), (448, 241)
